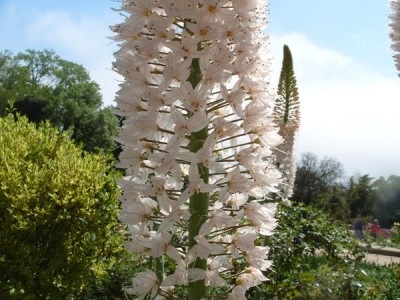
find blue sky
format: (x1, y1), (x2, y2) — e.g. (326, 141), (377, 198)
(269, 1), (395, 76)
(1, 0), (399, 178)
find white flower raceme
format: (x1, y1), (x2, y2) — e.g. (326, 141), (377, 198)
(112, 0), (281, 298)
(390, 0), (400, 75)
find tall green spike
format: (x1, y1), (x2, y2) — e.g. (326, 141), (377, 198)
(275, 45), (300, 126)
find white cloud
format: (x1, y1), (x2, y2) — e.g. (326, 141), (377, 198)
(270, 33), (400, 178)
(26, 9), (121, 106)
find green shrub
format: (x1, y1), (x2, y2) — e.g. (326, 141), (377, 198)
(255, 203), (366, 299)
(246, 203), (400, 299)
(0, 115), (124, 299)
(360, 263), (400, 299)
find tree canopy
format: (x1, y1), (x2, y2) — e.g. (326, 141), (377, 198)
(293, 152), (344, 205)
(0, 49), (118, 153)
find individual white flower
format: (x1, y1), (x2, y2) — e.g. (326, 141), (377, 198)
(165, 108), (208, 153)
(180, 81), (210, 113)
(199, 209), (238, 236)
(205, 269), (228, 287)
(196, 0), (234, 22)
(117, 111), (158, 142)
(148, 176), (172, 212)
(158, 200), (190, 234)
(244, 246), (272, 271)
(236, 266), (268, 288)
(149, 151), (182, 180)
(133, 231), (170, 258)
(118, 198), (157, 225)
(124, 270), (159, 298)
(226, 193), (247, 209)
(211, 117), (241, 140)
(230, 231), (258, 257)
(113, 86), (145, 116)
(177, 163), (216, 205)
(227, 285), (247, 300)
(146, 17), (175, 42)
(186, 236), (225, 264)
(220, 83), (246, 116)
(217, 168), (252, 203)
(162, 263), (189, 287)
(178, 146), (224, 174)
(200, 42), (234, 83)
(243, 201), (277, 235)
(159, 53), (192, 91)
(116, 146), (143, 175)
(186, 21), (219, 41)
(164, 31), (202, 59)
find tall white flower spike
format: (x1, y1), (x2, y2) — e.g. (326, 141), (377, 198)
(111, 0), (282, 298)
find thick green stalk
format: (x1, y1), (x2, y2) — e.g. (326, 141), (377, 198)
(187, 57), (209, 300)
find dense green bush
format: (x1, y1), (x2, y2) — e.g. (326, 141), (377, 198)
(255, 203), (365, 299)
(359, 263), (400, 299)
(246, 203), (400, 299)
(0, 115), (126, 299)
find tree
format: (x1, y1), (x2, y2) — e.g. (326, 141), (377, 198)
(0, 50), (28, 113)
(346, 174), (376, 219)
(0, 49), (118, 153)
(315, 186), (350, 221)
(0, 114), (122, 298)
(373, 175), (400, 227)
(272, 44), (301, 198)
(293, 152), (344, 205)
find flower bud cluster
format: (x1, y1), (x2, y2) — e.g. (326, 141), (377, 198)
(112, 0), (282, 298)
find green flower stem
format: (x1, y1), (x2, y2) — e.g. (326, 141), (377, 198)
(155, 256), (164, 283)
(187, 57), (209, 300)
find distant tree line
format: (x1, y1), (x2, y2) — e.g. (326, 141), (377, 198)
(293, 152), (400, 228)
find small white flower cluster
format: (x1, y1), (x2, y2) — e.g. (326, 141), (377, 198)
(390, 0), (400, 75)
(112, 0), (282, 298)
